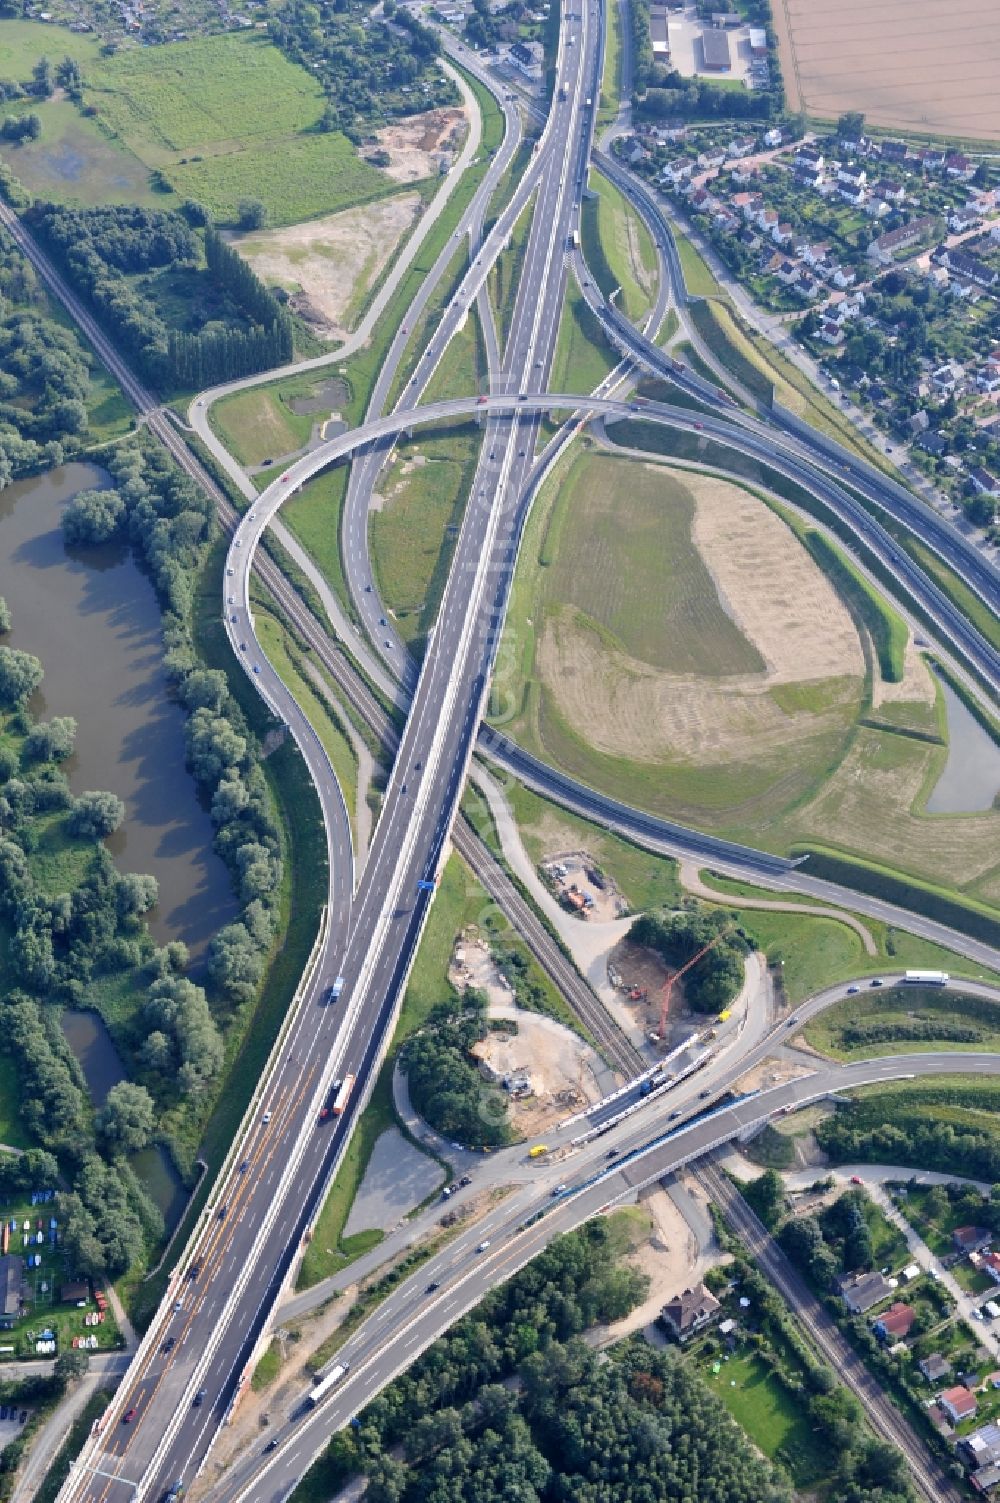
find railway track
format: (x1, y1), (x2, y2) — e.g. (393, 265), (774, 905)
(694, 1161), (963, 1503)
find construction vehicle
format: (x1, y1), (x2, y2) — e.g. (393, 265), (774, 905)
(528, 1144), (549, 1158)
(651, 928), (732, 1043)
(717, 1009), (731, 1022)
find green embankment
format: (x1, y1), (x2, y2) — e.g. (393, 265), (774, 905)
(796, 847), (1000, 949)
(550, 281), (618, 394)
(582, 172), (657, 323)
(803, 530), (907, 683)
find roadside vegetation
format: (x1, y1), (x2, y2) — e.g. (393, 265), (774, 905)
(815, 1076), (1000, 1183)
(549, 281), (618, 394)
(804, 985), (1000, 1059)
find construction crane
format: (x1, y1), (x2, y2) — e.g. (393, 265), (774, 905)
(652, 928), (731, 1043)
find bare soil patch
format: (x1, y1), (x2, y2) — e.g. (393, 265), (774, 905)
(870, 635), (936, 710)
(451, 936), (606, 1133)
(372, 106), (468, 183)
(537, 470), (863, 768)
(234, 193), (421, 341)
(773, 0), (1000, 142)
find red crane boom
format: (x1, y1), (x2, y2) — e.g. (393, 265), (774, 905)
(654, 929), (730, 1041)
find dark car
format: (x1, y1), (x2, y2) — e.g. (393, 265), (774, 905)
(239, 1160), (250, 1174)
(606, 1148), (619, 1158)
(699, 1089), (711, 1098)
(193, 1390), (207, 1407)
(187, 1262), (201, 1281)
(18, 1411), (27, 1425)
(162, 1336), (176, 1354)
(263, 1440), (278, 1454)
(426, 1281), (440, 1293)
(217, 1204), (228, 1221)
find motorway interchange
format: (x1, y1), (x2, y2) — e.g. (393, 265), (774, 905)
(27, 0), (999, 1498)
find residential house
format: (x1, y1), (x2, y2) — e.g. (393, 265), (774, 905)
(882, 139), (908, 164)
(909, 409), (930, 435)
(874, 180), (906, 204)
(921, 146), (946, 172)
(831, 264), (857, 289)
(776, 260), (801, 286)
(698, 147), (727, 171)
(932, 361), (965, 392)
(918, 430), (948, 456)
(796, 272), (820, 299)
(507, 39), (544, 79)
(954, 1227), (993, 1256)
(713, 209), (739, 234)
(960, 1423), (1000, 1471)
(969, 1463), (1000, 1494)
(840, 1271), (892, 1312)
(660, 1283), (721, 1341)
(942, 249), (999, 287)
(730, 163), (758, 185)
(969, 467), (1000, 497)
(802, 240), (832, 271)
(986, 1372), (1000, 1390)
(940, 1385), (979, 1425)
(727, 135), (756, 158)
(760, 207), (780, 235)
(919, 1353), (952, 1382)
(737, 227), (761, 252)
(868, 214), (939, 266)
(949, 209), (981, 234)
(662, 159), (694, 187)
(763, 127), (783, 148)
(873, 1302), (915, 1340)
(796, 145), (825, 172)
(838, 164), (867, 188)
(839, 181), (867, 206)
(772, 221), (794, 247)
(946, 151), (976, 180)
(819, 320), (844, 346)
(864, 198), (890, 219)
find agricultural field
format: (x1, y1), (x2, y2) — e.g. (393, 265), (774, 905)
(82, 33), (396, 226)
(497, 444), (1000, 913)
(772, 0), (1000, 142)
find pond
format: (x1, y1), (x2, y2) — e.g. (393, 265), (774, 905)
(61, 1009), (187, 1233)
(288, 376), (349, 416)
(925, 672), (1000, 814)
(0, 461), (237, 959)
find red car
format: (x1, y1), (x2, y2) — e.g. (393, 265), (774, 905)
(281, 473), (291, 483)
(122, 1408), (138, 1424)
(693, 422), (704, 430)
(476, 395), (488, 404)
(850, 1175), (863, 1185)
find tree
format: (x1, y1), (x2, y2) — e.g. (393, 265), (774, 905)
(24, 716), (76, 761)
(69, 790), (125, 838)
(0, 596), (9, 633)
(116, 872), (158, 918)
(30, 56), (53, 97)
(744, 1169), (786, 1229)
(98, 1081), (155, 1155)
(836, 110), (865, 141)
(0, 645), (43, 706)
(62, 487), (126, 546)
(236, 197), (266, 230)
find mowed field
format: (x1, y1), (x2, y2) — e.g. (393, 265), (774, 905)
(773, 0), (1000, 142)
(83, 32), (395, 224)
(497, 450), (867, 828)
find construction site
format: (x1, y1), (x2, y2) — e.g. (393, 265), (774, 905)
(609, 925), (736, 1051)
(541, 851), (629, 921)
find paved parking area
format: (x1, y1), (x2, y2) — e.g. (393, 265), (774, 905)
(344, 1126), (445, 1238)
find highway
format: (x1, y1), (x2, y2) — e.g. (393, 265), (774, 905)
(208, 1044), (1000, 1503)
(22, 1), (996, 1497)
(57, 4), (611, 1499)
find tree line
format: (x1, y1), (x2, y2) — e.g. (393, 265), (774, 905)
(27, 204), (292, 392)
(0, 224), (95, 489)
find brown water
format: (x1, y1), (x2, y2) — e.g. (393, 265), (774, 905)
(0, 462), (236, 959)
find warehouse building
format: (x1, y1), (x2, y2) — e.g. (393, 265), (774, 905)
(701, 27), (731, 70)
(649, 5), (670, 61)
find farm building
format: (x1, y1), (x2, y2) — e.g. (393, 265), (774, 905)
(748, 26), (767, 55)
(701, 28), (731, 70)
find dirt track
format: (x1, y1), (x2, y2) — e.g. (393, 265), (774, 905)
(773, 0), (1000, 141)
